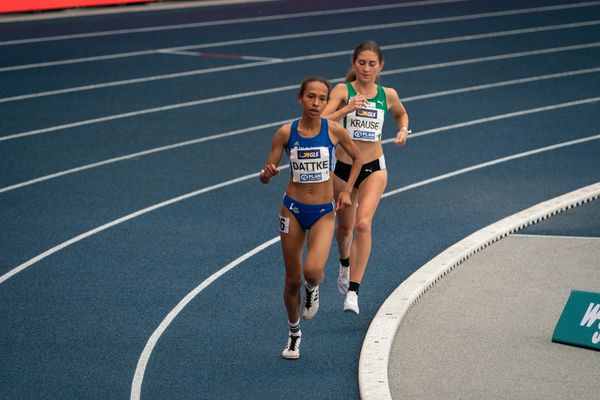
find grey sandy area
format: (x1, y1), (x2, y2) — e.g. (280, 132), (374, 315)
(389, 234), (600, 400)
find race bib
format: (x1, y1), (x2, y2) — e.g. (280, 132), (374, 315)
(289, 146), (330, 183)
(279, 216), (290, 233)
(347, 101), (384, 142)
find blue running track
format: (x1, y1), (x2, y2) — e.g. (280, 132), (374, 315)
(0, 0), (599, 398)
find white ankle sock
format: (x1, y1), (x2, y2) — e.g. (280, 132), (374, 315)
(288, 319), (301, 337)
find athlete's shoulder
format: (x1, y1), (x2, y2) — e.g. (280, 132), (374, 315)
(383, 86), (402, 107)
(382, 86), (399, 97)
(327, 119), (343, 130)
(277, 121), (293, 133)
(274, 122), (292, 144)
(331, 82), (349, 96)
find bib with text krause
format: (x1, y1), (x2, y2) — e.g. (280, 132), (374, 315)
(347, 101), (385, 142)
(289, 146), (330, 183)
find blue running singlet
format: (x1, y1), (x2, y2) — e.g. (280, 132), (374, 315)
(285, 118), (335, 184)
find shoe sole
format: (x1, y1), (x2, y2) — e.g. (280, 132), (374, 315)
(344, 307), (359, 315)
(302, 306), (318, 320)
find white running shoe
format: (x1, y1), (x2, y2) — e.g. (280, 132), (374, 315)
(337, 265), (349, 294)
(281, 335), (301, 359)
(302, 285), (319, 320)
(344, 291), (359, 315)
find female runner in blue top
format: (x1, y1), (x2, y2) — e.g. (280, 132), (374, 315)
(259, 76), (362, 359)
(323, 41), (410, 315)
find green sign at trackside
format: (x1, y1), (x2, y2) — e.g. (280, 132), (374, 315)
(552, 290), (600, 351)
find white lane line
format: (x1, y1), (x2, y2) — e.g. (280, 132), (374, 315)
(360, 182), (600, 400)
(381, 96), (600, 145)
(129, 133), (600, 400)
(2, 104), (599, 285)
(3, 15), (598, 73)
(129, 236), (281, 400)
(0, 120), (290, 194)
(0, 84), (296, 141)
(2, 73), (600, 195)
(0, 0), (469, 46)
(157, 50), (283, 61)
(0, 168), (285, 286)
(2, 19), (599, 101)
(399, 67), (600, 102)
(0, 58), (279, 104)
(383, 134), (600, 198)
(2, 41), (599, 142)
(0, 0), (279, 23)
(156, 50), (206, 57)
(378, 42), (600, 77)
(234, 55), (284, 61)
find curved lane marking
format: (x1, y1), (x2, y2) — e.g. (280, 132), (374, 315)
(359, 182), (600, 400)
(0, 120), (290, 194)
(129, 236), (281, 400)
(0, 169), (285, 285)
(2, 22), (599, 103)
(19, 0), (598, 45)
(2, 71), (599, 195)
(129, 134), (600, 399)
(2, 110), (599, 285)
(5, 1), (599, 46)
(3, 41), (599, 142)
(0, 0), (467, 44)
(2, 16), (597, 73)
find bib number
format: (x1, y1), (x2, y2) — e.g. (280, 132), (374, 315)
(279, 216), (290, 233)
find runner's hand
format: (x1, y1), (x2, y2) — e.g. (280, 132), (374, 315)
(259, 164), (280, 183)
(336, 190), (352, 210)
(394, 128), (409, 147)
(348, 94), (367, 111)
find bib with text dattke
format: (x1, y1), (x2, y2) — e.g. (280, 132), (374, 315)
(289, 146), (330, 183)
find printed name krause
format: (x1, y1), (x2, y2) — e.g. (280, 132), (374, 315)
(347, 102), (385, 142)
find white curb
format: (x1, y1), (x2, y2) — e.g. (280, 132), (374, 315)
(359, 181), (600, 400)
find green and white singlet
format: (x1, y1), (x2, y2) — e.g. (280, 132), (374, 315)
(343, 82), (387, 142)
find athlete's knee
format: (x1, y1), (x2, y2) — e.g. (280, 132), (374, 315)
(303, 268), (324, 286)
(284, 276), (302, 293)
(336, 222), (353, 238)
(354, 218), (372, 235)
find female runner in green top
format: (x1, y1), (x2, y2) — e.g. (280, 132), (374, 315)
(323, 40), (410, 314)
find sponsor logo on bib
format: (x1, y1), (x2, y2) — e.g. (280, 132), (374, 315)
(299, 173), (323, 182)
(353, 130), (377, 140)
(298, 149), (321, 159)
(356, 108), (377, 119)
